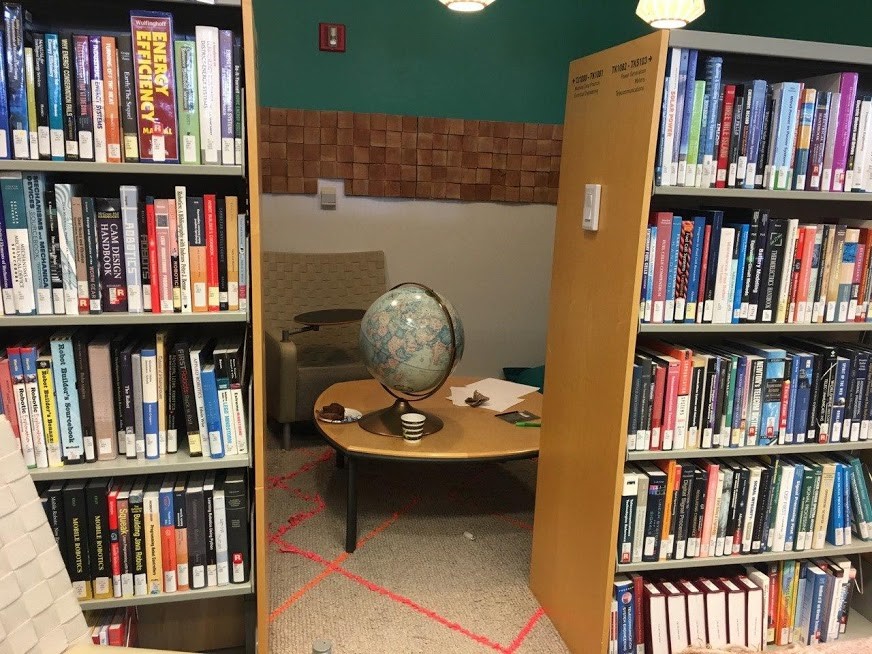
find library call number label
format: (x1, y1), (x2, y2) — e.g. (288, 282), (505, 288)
(612, 54), (653, 97)
(571, 68), (603, 98)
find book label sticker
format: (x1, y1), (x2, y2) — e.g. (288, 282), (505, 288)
(98, 438), (113, 456)
(183, 134), (196, 163)
(12, 129), (27, 157)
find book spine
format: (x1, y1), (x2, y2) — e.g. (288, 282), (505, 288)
(0, 357), (20, 439)
(177, 343), (203, 456)
(44, 179), (64, 313)
(219, 30), (234, 165)
(107, 488), (121, 597)
(119, 186), (142, 312)
(89, 35), (106, 163)
(44, 34), (64, 160)
(85, 481), (111, 598)
(88, 341), (117, 460)
(115, 35), (139, 162)
(237, 213), (246, 311)
(226, 198), (239, 310)
(204, 478), (217, 585)
(167, 350), (178, 453)
(97, 206), (128, 312)
(32, 34), (49, 159)
(169, 200), (181, 311)
(233, 37), (243, 165)
(175, 186), (192, 312)
(154, 199), (173, 313)
(156, 331), (167, 455)
(36, 357), (61, 466)
(141, 347), (159, 459)
(201, 366), (224, 457)
(130, 11), (178, 162)
(129, 487), (146, 595)
(58, 36), (78, 159)
(137, 202), (150, 311)
(70, 336), (95, 461)
(119, 347), (135, 457)
(214, 484), (229, 585)
(21, 347), (48, 468)
(5, 4), (28, 158)
(216, 198), (228, 310)
(63, 483), (93, 599)
(146, 197), (160, 311)
(204, 195), (219, 311)
(143, 487), (163, 594)
(225, 474), (248, 583)
(72, 35), (93, 160)
(101, 36), (122, 163)
(159, 486), (177, 592)
(24, 44), (36, 157)
(0, 31), (11, 159)
(1, 173), (35, 314)
(715, 85), (736, 188)
(174, 485), (189, 591)
(186, 481), (206, 589)
(794, 89), (817, 190)
(196, 26), (221, 165)
(832, 74), (859, 191)
(175, 39), (200, 165)
(117, 492), (133, 596)
(80, 197), (100, 312)
(22, 173), (51, 314)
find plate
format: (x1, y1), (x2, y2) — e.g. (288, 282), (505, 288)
(316, 408), (363, 424)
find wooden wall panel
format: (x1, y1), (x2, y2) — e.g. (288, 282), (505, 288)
(529, 31), (668, 653)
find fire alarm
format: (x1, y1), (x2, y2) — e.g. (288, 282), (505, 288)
(319, 23), (346, 52)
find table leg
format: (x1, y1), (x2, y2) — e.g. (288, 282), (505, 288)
(345, 457), (358, 553)
(335, 450), (345, 469)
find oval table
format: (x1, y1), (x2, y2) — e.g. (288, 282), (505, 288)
(313, 376), (542, 552)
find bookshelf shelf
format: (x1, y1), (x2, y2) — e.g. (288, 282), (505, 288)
(616, 541), (872, 574)
(28, 451), (251, 481)
(627, 440), (872, 461)
(78, 579), (253, 610)
(0, 311), (248, 327)
(652, 186), (872, 202)
(772, 610), (872, 650)
(638, 321), (872, 333)
(0, 160), (243, 176)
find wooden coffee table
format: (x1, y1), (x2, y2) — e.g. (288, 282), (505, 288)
(313, 376), (542, 552)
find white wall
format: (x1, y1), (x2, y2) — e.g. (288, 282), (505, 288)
(261, 181), (556, 378)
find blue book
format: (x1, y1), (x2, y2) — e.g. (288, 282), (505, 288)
(640, 227), (651, 320)
(743, 80), (768, 189)
(4, 3), (28, 159)
(44, 34), (64, 161)
(771, 82), (802, 190)
(50, 331), (84, 463)
(730, 354), (748, 445)
(22, 173), (51, 315)
(664, 215), (682, 323)
(800, 565), (827, 645)
(0, 31), (11, 159)
(655, 76), (670, 186)
(831, 356), (850, 442)
(141, 346), (159, 459)
(670, 49), (689, 186)
(730, 341), (786, 446)
(827, 462), (845, 545)
(784, 462), (804, 550)
(613, 576), (635, 654)
(677, 49), (698, 186)
(684, 216), (706, 322)
(729, 223), (749, 323)
(1, 171), (35, 315)
(793, 89), (817, 190)
(200, 364), (225, 459)
(789, 351), (814, 443)
(842, 464), (852, 543)
(701, 56), (723, 187)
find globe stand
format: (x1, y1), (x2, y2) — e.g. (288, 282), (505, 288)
(358, 399), (444, 437)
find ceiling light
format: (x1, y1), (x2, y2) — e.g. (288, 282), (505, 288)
(439, 0), (496, 12)
(635, 0), (705, 29)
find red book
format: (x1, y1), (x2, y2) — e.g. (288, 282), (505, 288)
(796, 225), (817, 323)
(154, 199), (173, 313)
(159, 479), (178, 593)
(715, 85), (737, 188)
(651, 212), (673, 324)
(146, 197), (161, 312)
(696, 225), (712, 323)
(787, 226), (806, 323)
(856, 228), (872, 321)
(640, 340), (692, 449)
(698, 459), (720, 558)
(0, 356), (19, 439)
(649, 362), (666, 450)
(660, 357), (680, 451)
(107, 482), (122, 598)
(629, 573), (646, 653)
(204, 194), (220, 312)
(107, 608), (125, 646)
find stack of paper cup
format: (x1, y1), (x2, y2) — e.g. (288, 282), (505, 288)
(400, 413), (426, 442)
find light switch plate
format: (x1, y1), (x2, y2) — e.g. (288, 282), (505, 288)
(582, 183), (601, 231)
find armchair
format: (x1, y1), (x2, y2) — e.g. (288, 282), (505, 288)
(263, 251), (387, 448)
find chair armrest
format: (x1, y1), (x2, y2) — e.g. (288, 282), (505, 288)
(265, 327), (299, 423)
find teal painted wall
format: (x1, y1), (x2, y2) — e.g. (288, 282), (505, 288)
(253, 0), (872, 125)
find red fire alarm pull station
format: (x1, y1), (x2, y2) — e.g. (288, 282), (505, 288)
(319, 23), (346, 52)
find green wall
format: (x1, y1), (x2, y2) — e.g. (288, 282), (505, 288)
(253, 0), (872, 125)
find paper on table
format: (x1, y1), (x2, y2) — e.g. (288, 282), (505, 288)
(446, 378), (535, 412)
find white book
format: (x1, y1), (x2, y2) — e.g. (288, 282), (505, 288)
(119, 186), (143, 313)
(174, 187), (193, 313)
(661, 49), (681, 187)
(91, 76), (107, 163)
(22, 174), (51, 315)
(645, 584), (669, 654)
(23, 356), (48, 469)
(678, 580), (706, 648)
(804, 226), (824, 325)
(631, 465), (648, 564)
(53, 184), (81, 316)
(11, 361), (35, 467)
(700, 579), (727, 647)
(712, 227), (735, 324)
(2, 173), (36, 315)
(237, 213), (247, 312)
(824, 564), (847, 643)
(764, 86), (784, 189)
(806, 454), (837, 550)
(831, 557), (853, 638)
(772, 463), (796, 552)
(142, 482), (162, 595)
(840, 228), (860, 322)
(717, 467), (734, 557)
(738, 576), (764, 652)
(156, 331), (169, 455)
(741, 463), (763, 554)
(189, 339), (211, 457)
(849, 99), (872, 191)
(744, 567), (772, 647)
(141, 349), (159, 460)
(213, 480), (229, 586)
(195, 26), (221, 165)
(203, 473), (218, 586)
(821, 92), (841, 191)
(662, 582), (688, 652)
(722, 579), (746, 647)
(231, 385), (248, 455)
(776, 219), (798, 324)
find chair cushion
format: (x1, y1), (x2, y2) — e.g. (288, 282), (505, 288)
(296, 345), (373, 417)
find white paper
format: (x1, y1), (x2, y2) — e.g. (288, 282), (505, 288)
(446, 377), (537, 412)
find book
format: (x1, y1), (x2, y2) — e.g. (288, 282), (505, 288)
(143, 478), (163, 594)
(195, 26), (220, 165)
(95, 198), (128, 312)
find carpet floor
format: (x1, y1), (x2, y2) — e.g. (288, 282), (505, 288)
(265, 427), (570, 654)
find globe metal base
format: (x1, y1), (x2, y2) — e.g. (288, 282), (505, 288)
(358, 399), (444, 437)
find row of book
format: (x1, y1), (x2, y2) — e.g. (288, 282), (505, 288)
(0, 4), (243, 165)
(0, 176), (247, 316)
(656, 47), (866, 193)
(40, 471), (250, 601)
(619, 453), (871, 566)
(641, 211), (872, 326)
(611, 558), (857, 653)
(629, 338), (872, 453)
(85, 608), (138, 647)
(3, 329), (248, 469)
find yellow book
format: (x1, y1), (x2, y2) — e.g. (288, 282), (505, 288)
(23, 47), (38, 159)
(225, 196), (239, 311)
(36, 352), (62, 466)
(143, 479), (163, 594)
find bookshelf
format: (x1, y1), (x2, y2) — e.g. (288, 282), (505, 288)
(0, 0), (266, 651)
(531, 29), (872, 653)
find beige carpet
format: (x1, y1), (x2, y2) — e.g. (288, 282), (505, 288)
(265, 427), (570, 654)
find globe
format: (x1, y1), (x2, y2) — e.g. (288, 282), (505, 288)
(357, 283), (465, 436)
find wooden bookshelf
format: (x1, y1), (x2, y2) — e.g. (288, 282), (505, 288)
(530, 30), (872, 653)
(79, 579), (253, 610)
(627, 440), (872, 462)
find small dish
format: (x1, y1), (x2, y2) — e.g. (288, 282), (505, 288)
(316, 408), (363, 424)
